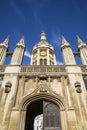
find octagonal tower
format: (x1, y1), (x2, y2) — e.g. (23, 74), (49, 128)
(31, 32), (56, 65)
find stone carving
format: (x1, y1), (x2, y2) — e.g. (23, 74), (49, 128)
(75, 81), (82, 93)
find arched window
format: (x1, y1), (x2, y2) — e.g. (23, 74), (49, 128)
(40, 59), (43, 65)
(33, 60), (37, 65)
(44, 59), (47, 65)
(40, 59), (47, 65)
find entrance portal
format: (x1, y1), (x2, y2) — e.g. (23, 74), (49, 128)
(25, 100), (61, 130)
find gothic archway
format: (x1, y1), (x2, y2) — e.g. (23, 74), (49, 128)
(19, 93), (67, 130)
(25, 99), (61, 130)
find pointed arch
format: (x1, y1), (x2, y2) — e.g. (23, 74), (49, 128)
(18, 92), (67, 130)
(20, 92), (66, 111)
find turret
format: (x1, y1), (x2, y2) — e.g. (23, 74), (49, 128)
(0, 36), (9, 65)
(61, 36), (76, 65)
(31, 32), (56, 65)
(77, 36), (87, 65)
(10, 36), (25, 65)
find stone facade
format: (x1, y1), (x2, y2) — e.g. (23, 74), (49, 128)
(0, 33), (87, 130)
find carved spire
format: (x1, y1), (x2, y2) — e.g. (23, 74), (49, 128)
(76, 35), (86, 48)
(40, 32), (46, 41)
(62, 35), (67, 43)
(17, 36), (25, 47)
(0, 36), (9, 65)
(61, 36), (75, 65)
(11, 36), (25, 65)
(1, 36), (9, 48)
(77, 35), (87, 65)
(61, 36), (70, 48)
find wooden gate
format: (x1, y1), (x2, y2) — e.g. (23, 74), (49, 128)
(43, 101), (61, 130)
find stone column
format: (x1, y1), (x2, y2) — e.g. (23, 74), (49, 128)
(0, 37), (9, 65)
(11, 37), (25, 65)
(47, 48), (50, 65)
(61, 36), (76, 65)
(37, 49), (40, 65)
(54, 53), (56, 65)
(77, 36), (87, 65)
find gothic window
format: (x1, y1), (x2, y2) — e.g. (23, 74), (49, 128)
(40, 59), (43, 65)
(50, 60), (54, 65)
(35, 60), (37, 65)
(49, 50), (54, 56)
(52, 62), (54, 65)
(83, 76), (87, 90)
(33, 50), (37, 56)
(40, 59), (47, 65)
(44, 59), (47, 65)
(33, 60), (37, 65)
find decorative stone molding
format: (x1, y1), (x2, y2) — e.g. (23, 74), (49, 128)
(5, 81), (12, 93)
(20, 66), (66, 77)
(75, 81), (82, 93)
(19, 80), (66, 111)
(0, 66), (5, 73)
(18, 91), (67, 130)
(81, 66), (87, 73)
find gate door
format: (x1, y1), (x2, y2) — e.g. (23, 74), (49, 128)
(43, 101), (61, 130)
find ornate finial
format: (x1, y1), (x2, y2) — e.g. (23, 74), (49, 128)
(2, 36), (9, 47)
(76, 35), (86, 45)
(17, 36), (25, 47)
(61, 35), (70, 45)
(40, 31), (46, 41)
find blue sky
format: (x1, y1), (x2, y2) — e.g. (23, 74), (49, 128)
(0, 0), (87, 65)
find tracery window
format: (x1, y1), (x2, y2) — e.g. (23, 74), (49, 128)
(40, 59), (47, 65)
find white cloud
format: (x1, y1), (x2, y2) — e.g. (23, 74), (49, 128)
(24, 50), (31, 58)
(53, 34), (61, 47)
(33, 12), (44, 30)
(56, 60), (63, 65)
(25, 0), (44, 30)
(8, 0), (25, 22)
(51, 29), (61, 47)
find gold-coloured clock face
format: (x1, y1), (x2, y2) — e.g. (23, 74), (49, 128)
(40, 50), (46, 56)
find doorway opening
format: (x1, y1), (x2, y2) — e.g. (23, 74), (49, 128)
(25, 99), (61, 130)
(34, 114), (43, 130)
